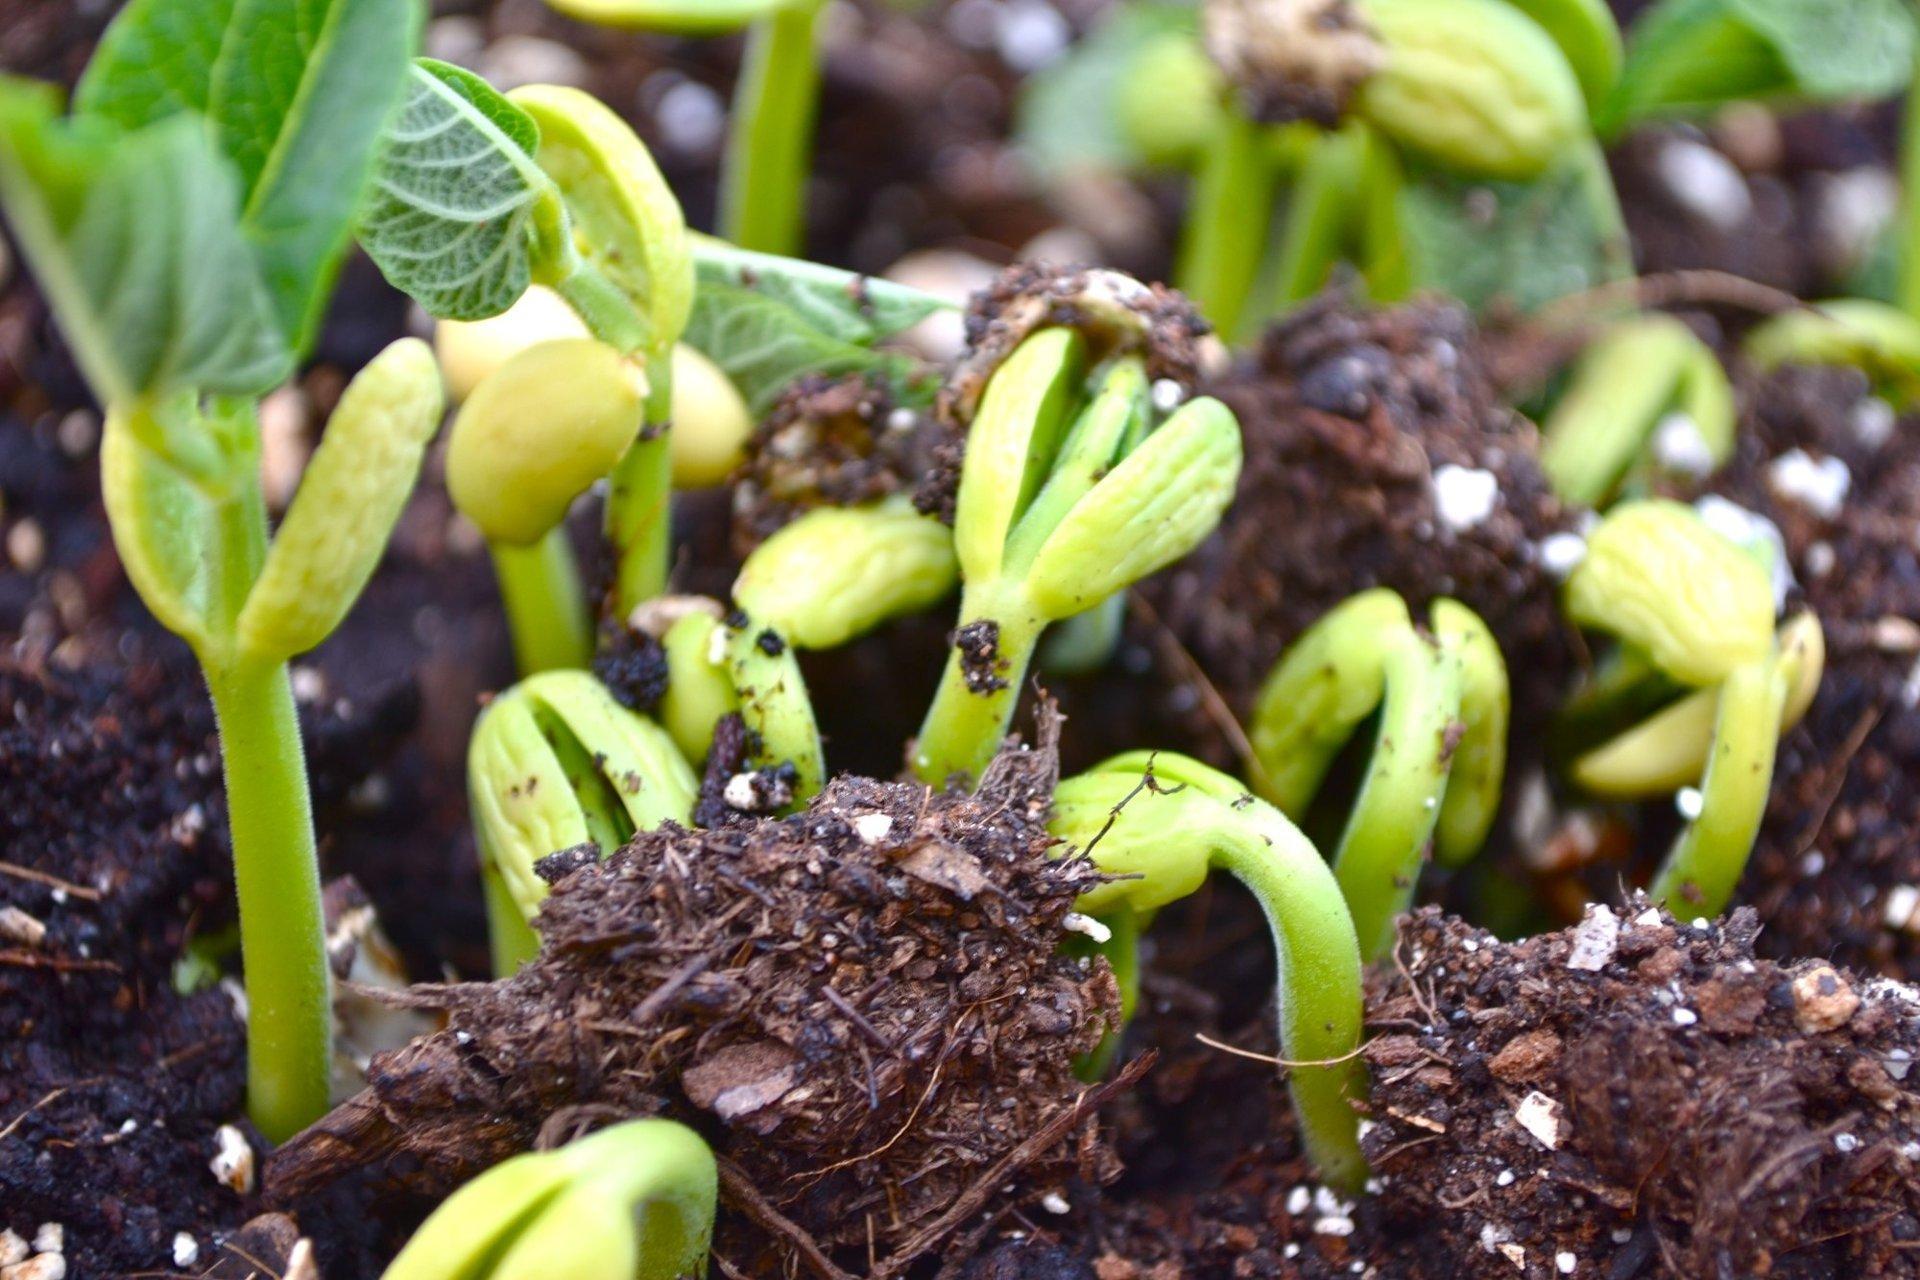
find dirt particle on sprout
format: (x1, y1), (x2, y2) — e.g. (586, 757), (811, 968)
(592, 627), (670, 713)
(753, 628), (785, 657)
(1790, 963), (1859, 1033)
(954, 619), (1011, 694)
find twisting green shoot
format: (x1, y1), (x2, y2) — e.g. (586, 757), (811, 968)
(912, 333), (1243, 788)
(382, 1118), (717, 1280)
(1248, 589), (1509, 960)
(536, 0), (823, 256)
(1560, 500), (1823, 914)
(1051, 752), (1368, 1192)
(469, 670), (699, 974)
(1540, 314), (1735, 506)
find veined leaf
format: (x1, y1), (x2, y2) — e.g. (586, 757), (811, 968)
(359, 59), (561, 321)
(681, 272), (941, 415)
(76, 0), (418, 354)
(1728, 0), (1916, 100)
(0, 81), (290, 404)
(692, 238), (952, 345)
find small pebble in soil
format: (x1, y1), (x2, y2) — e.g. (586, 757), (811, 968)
(1850, 395), (1896, 449)
(1565, 904), (1619, 971)
(1884, 884), (1920, 931)
(1656, 137), (1752, 230)
(1514, 1090), (1564, 1149)
(0, 1255), (65, 1280)
(171, 1234), (198, 1268)
(1766, 448), (1851, 519)
(0, 1235), (23, 1267)
(209, 1124), (255, 1195)
(1652, 412), (1716, 477)
(0, 905), (46, 949)
(27, 1228), (56, 1257)
(1061, 911), (1111, 943)
(851, 812), (894, 844)
(651, 76), (726, 155)
(1790, 964), (1859, 1033)
(6, 518), (45, 573)
(1535, 531), (1588, 579)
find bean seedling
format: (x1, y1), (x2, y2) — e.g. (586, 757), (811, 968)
(1560, 500), (1823, 913)
(0, 0), (437, 1140)
(911, 312), (1244, 787)
(1248, 589), (1510, 959)
(1050, 752), (1369, 1191)
(382, 1118), (717, 1280)
(1539, 313), (1736, 506)
(1743, 299), (1920, 409)
(469, 669), (699, 973)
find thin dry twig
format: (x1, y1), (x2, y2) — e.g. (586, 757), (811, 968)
(0, 859), (102, 901)
(1193, 1031), (1368, 1069)
(717, 1157), (858, 1280)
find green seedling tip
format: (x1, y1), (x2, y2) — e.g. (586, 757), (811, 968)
(1052, 753), (1368, 1191)
(1564, 500), (1776, 688)
(915, 336), (1242, 787)
(470, 670), (698, 972)
(1743, 299), (1920, 408)
(382, 1118), (717, 1280)
(1573, 610), (1823, 798)
(655, 606), (743, 764)
(733, 497), (959, 650)
(1249, 589), (1506, 959)
(1540, 314), (1735, 507)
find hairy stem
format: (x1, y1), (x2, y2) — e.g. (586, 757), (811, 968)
(491, 529), (593, 674)
(205, 655), (331, 1141)
(719, 0), (823, 256)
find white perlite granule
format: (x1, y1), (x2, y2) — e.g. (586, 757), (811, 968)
(1432, 465), (1500, 533)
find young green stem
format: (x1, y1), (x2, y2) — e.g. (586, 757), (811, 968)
(723, 611), (826, 803)
(1647, 653), (1786, 915)
(204, 655), (331, 1142)
(1176, 108), (1278, 345)
(491, 529), (593, 674)
(719, 0), (824, 256)
(911, 586), (1043, 787)
(606, 367), (676, 616)
(1902, 45), (1920, 319)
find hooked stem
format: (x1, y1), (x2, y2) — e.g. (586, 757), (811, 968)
(720, 0), (823, 256)
(722, 611), (826, 804)
(491, 528), (593, 674)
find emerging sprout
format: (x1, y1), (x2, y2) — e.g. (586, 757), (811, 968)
(913, 333), (1243, 787)
(1540, 314), (1735, 506)
(706, 495), (952, 805)
(1175, 0), (1609, 336)
(382, 1118), (716, 1280)
(1742, 299), (1920, 409)
(448, 338), (647, 674)
(1248, 589), (1510, 959)
(1560, 500), (1821, 914)
(434, 285), (754, 489)
(1051, 752), (1368, 1192)
(469, 669), (698, 973)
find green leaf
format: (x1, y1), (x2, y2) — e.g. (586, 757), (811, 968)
(1015, 2), (1206, 175)
(692, 238), (951, 345)
(358, 59), (561, 321)
(1728, 0), (1916, 100)
(0, 82), (290, 403)
(76, 0), (419, 353)
(681, 275), (939, 416)
(1397, 154), (1616, 315)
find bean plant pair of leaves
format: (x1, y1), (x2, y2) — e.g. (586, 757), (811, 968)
(537, 0), (825, 257)
(0, 0), (431, 1139)
(1559, 501), (1824, 914)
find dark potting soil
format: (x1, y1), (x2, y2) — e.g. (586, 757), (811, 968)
(1358, 903), (1920, 1279)
(0, 651), (428, 1279)
(269, 716), (1124, 1277)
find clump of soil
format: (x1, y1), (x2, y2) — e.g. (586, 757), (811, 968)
(1670, 364), (1920, 981)
(1363, 902), (1920, 1278)
(729, 372), (952, 554)
(270, 717), (1124, 1274)
(1148, 292), (1577, 745)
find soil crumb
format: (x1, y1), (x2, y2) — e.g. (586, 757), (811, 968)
(270, 716), (1123, 1274)
(1362, 902), (1920, 1278)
